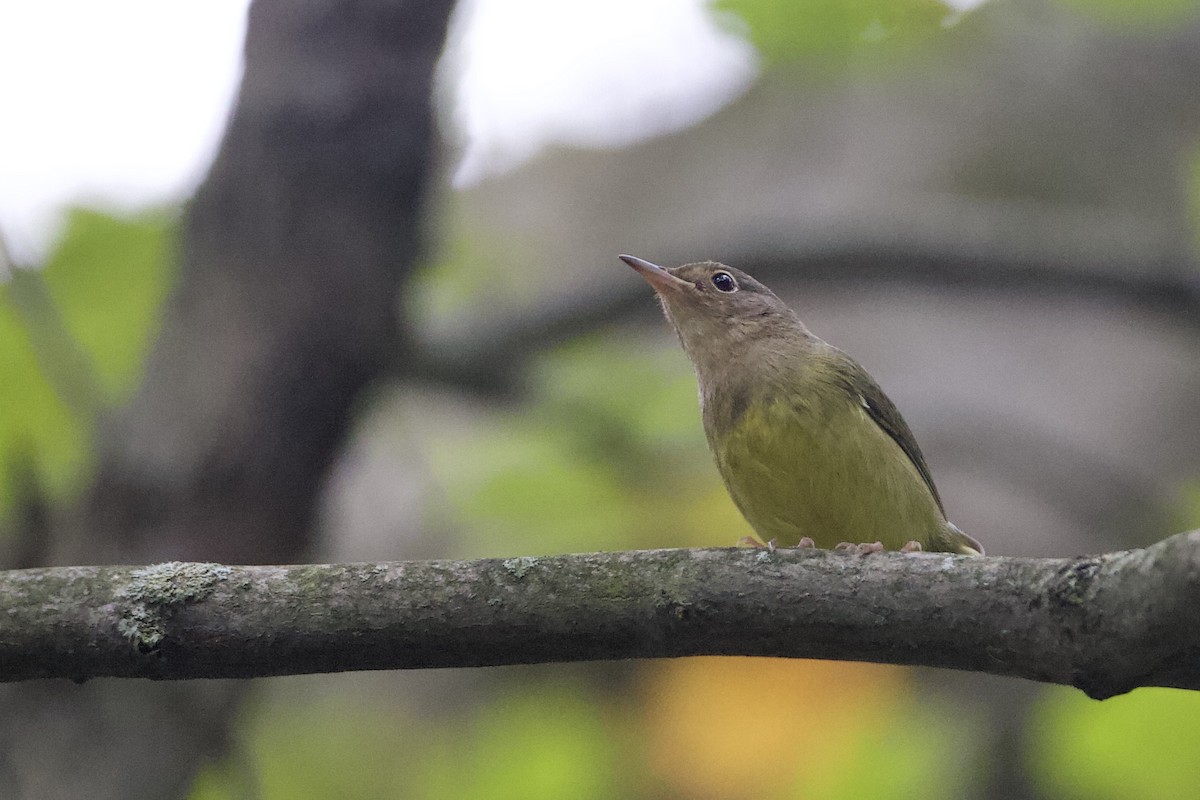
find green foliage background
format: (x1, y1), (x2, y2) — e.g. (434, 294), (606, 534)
(0, 209), (172, 515)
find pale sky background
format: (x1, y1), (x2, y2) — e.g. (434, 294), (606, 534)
(0, 0), (982, 263)
(0, 1), (249, 262)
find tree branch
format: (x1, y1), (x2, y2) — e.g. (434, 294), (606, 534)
(408, 225), (1200, 396)
(4, 530), (1199, 699)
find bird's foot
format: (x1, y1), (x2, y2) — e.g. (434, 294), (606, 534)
(796, 537), (815, 549)
(835, 541), (885, 555)
(737, 536), (779, 552)
(900, 540), (923, 553)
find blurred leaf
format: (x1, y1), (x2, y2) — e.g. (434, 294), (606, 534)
(407, 223), (509, 326)
(677, 482), (757, 547)
(0, 295), (82, 512)
(231, 696), (415, 800)
(406, 199), (550, 342)
(416, 681), (630, 800)
(437, 416), (640, 556)
(423, 332), (727, 556)
(535, 333), (705, 473)
(1168, 478), (1200, 533)
(188, 767), (225, 800)
(641, 657), (924, 799)
(801, 693), (976, 799)
(0, 208), (172, 517)
(1189, 143), (1200, 255)
(188, 751), (259, 800)
(715, 0), (955, 68)
(1028, 686), (1200, 799)
(40, 207), (174, 398)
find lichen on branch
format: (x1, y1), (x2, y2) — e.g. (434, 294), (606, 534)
(1, 531), (1198, 698)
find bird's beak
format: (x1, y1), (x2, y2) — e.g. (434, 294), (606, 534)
(620, 254), (691, 294)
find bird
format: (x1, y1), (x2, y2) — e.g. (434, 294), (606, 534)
(620, 254), (982, 555)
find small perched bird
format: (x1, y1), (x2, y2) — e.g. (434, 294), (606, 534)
(621, 255), (983, 555)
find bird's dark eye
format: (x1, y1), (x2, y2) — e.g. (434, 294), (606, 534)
(711, 272), (737, 293)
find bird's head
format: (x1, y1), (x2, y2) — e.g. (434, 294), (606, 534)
(620, 255), (806, 376)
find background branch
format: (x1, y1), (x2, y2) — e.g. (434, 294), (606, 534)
(410, 216), (1200, 397)
(5, 530), (1200, 700)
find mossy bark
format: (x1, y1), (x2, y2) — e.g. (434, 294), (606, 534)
(3, 532), (1199, 699)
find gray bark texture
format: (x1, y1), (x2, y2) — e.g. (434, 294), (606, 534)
(4, 531), (1199, 700)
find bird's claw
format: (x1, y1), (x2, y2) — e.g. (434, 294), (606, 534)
(900, 540), (923, 553)
(835, 541), (885, 555)
(739, 536), (807, 553)
(737, 536), (768, 549)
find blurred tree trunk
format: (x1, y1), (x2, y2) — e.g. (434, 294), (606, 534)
(0, 0), (455, 796)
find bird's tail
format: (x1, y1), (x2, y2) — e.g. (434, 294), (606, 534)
(946, 522), (985, 556)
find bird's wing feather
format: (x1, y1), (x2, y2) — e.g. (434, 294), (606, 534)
(830, 354), (946, 516)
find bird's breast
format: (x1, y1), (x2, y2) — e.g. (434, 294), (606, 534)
(704, 390), (945, 549)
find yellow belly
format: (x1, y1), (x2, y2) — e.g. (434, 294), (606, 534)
(709, 396), (948, 550)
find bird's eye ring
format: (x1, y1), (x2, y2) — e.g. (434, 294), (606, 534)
(711, 271), (738, 293)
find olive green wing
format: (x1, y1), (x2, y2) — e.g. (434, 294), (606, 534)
(830, 354), (946, 516)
